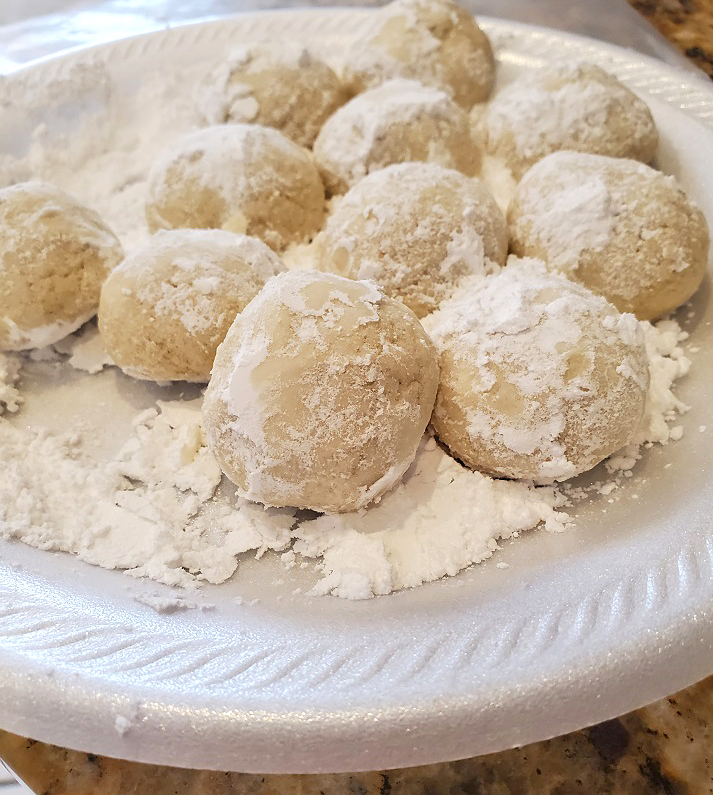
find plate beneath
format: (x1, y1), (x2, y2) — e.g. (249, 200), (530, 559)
(1, 10), (713, 775)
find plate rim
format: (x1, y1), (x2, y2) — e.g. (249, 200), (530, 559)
(1, 9), (713, 774)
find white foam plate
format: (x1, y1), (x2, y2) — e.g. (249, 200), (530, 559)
(1, 9), (713, 775)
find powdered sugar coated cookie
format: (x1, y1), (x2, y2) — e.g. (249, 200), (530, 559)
(479, 63), (658, 180)
(145, 124), (325, 251)
(0, 181), (123, 351)
(197, 43), (348, 147)
(316, 162), (506, 318)
(313, 78), (481, 194)
(203, 270), (439, 513)
(99, 229), (285, 382)
(344, 0), (495, 108)
(429, 259), (649, 481)
(508, 152), (709, 320)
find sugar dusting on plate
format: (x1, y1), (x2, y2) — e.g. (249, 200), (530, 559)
(0, 49), (697, 599)
(0, 310), (691, 599)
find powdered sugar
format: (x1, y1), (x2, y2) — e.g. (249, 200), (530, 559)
(637, 319), (691, 443)
(0, 36), (701, 601)
(0, 353), (22, 414)
(293, 435), (569, 600)
(603, 319), (691, 477)
(0, 299), (692, 599)
(1, 310), (97, 352)
(440, 224), (487, 277)
(0, 396), (295, 587)
(52, 323), (113, 374)
(512, 162), (616, 271)
(480, 154), (517, 214)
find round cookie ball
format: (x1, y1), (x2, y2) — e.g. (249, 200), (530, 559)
(508, 152), (709, 320)
(316, 162), (507, 318)
(344, 0), (495, 108)
(197, 44), (349, 148)
(99, 229), (285, 382)
(203, 270), (439, 513)
(145, 124), (325, 251)
(0, 181), (123, 351)
(313, 78), (481, 195)
(429, 259), (649, 482)
(480, 62), (658, 180)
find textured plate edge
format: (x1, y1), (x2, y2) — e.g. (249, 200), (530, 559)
(0, 10), (713, 773)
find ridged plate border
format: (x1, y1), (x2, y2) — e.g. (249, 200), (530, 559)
(1, 10), (713, 774)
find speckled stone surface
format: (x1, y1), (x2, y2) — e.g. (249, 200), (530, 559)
(2, 674), (713, 793)
(629, 0), (713, 76)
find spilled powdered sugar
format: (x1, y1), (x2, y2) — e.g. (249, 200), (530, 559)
(0, 354), (22, 414)
(636, 320), (692, 444)
(0, 307), (692, 598)
(292, 436), (569, 600)
(52, 323), (114, 374)
(3, 310), (97, 352)
(0, 44), (700, 600)
(604, 319), (691, 475)
(0, 395), (294, 588)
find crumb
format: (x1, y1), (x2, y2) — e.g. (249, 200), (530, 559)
(114, 715), (132, 736)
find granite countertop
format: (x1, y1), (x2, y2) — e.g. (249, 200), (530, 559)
(2, 2), (713, 794)
(628, 0), (713, 77)
(2, 674), (713, 794)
